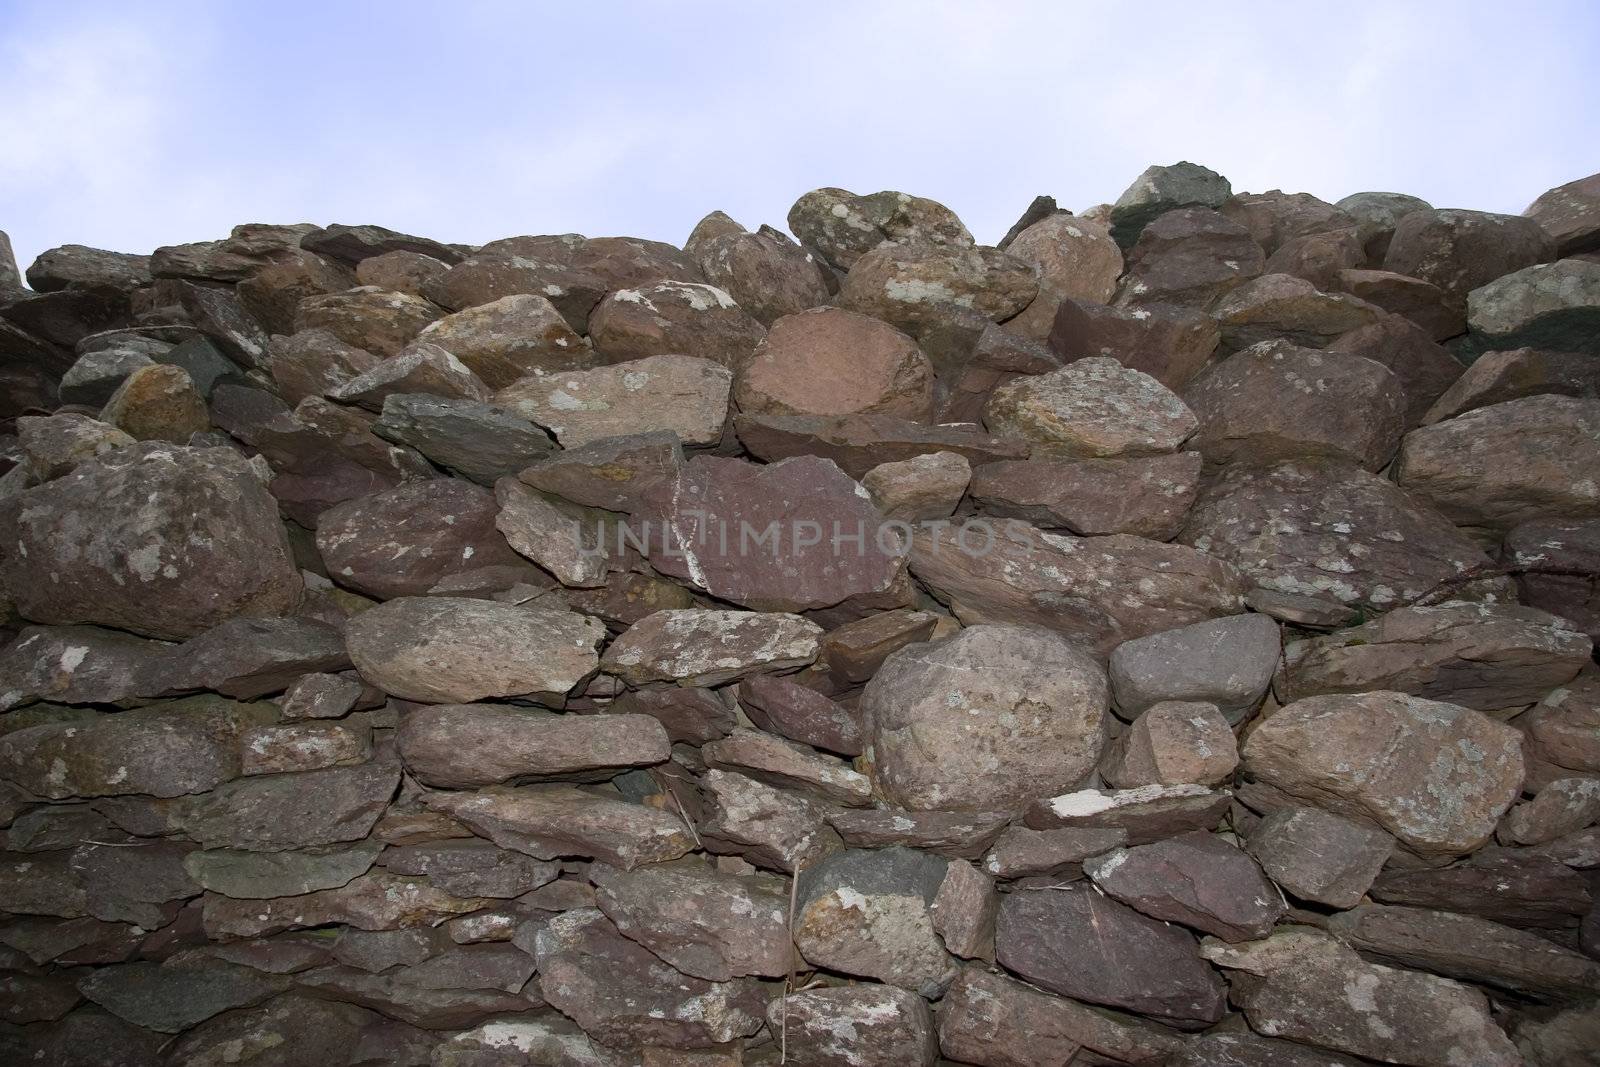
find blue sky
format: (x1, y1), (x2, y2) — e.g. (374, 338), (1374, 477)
(2, 1), (1597, 271)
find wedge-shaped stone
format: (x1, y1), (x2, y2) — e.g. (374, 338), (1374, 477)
(1024, 784), (1232, 844)
(770, 985), (939, 1067)
(177, 749), (400, 850)
(200, 868), (490, 940)
(602, 609), (819, 688)
(699, 769), (840, 873)
(423, 785), (695, 869)
(702, 728), (870, 806)
(397, 704), (668, 788)
(77, 958), (286, 1034)
(1084, 831), (1285, 942)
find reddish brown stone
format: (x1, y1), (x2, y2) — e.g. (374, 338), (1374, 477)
(1047, 297), (1222, 390)
(734, 307), (934, 421)
(970, 452), (1201, 540)
(734, 412), (1027, 479)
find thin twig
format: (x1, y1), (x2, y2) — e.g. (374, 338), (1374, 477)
(668, 788), (701, 850)
(782, 858), (803, 1064)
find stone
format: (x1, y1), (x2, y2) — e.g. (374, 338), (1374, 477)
(397, 704), (667, 787)
(1222, 191), (1356, 256)
(861, 625), (1106, 812)
(1116, 207), (1264, 310)
(159, 993), (422, 1067)
(791, 847), (956, 995)
(234, 249), (356, 335)
(1201, 927), (1520, 1067)
(294, 286), (443, 357)
(982, 825), (1130, 879)
(1243, 692), (1524, 857)
(314, 479), (526, 599)
(698, 769), (840, 872)
(703, 728), (871, 806)
(786, 187), (973, 271)
(263, 328), (381, 404)
(424, 786), (696, 870)
(535, 909), (765, 1050)
(602, 609), (820, 687)
(1328, 903), (1600, 999)
(495, 353), (731, 447)
(826, 809), (1010, 860)
(518, 432), (680, 517)
(587, 282), (765, 369)
(734, 412), (1026, 479)
(1337, 190), (1433, 263)
(1002, 213), (1124, 337)
(995, 883), (1225, 1025)
(909, 522), (1247, 656)
(293, 953), (537, 1029)
(27, 244), (151, 292)
(426, 247), (605, 332)
(737, 674), (862, 755)
(70, 837), (203, 927)
(239, 720), (371, 775)
(355, 248), (451, 295)
(1324, 315), (1465, 428)
(607, 687), (735, 745)
(494, 478), (616, 588)
(1109, 161), (1233, 247)
(1180, 457), (1497, 612)
(327, 341), (490, 411)
(77, 957), (285, 1033)
(928, 857), (996, 959)
(1244, 806), (1393, 908)
(1424, 346), (1600, 424)
(1103, 700), (1238, 787)
(984, 356), (1197, 459)
(0, 443), (301, 638)
(591, 859), (790, 980)
(939, 965), (1186, 1067)
(818, 608), (938, 685)
(1384, 208), (1554, 310)
(970, 452), (1201, 540)
(1501, 777), (1600, 846)
(177, 748), (400, 850)
(183, 841), (383, 898)
(413, 293), (590, 388)
(1516, 671), (1600, 785)
(1184, 340), (1404, 470)
(684, 211), (831, 326)
(1211, 273), (1384, 354)
(347, 597), (604, 703)
(384, 840), (559, 898)
(860, 450), (969, 521)
(145, 615), (350, 698)
(1394, 395), (1600, 534)
(0, 694), (272, 799)
(301, 223), (462, 266)
(837, 243), (1038, 337)
(1110, 613), (1280, 722)
(0, 624), (165, 711)
(1024, 784), (1233, 844)
(94, 363), (208, 443)
(769, 985), (939, 1067)
(1264, 228), (1366, 291)
(1368, 855), (1591, 928)
(57, 345), (157, 407)
(1466, 259), (1600, 355)
(1337, 269), (1464, 340)
(643, 456), (905, 612)
(1047, 297), (1220, 391)
(733, 307), (933, 421)
(1512, 1003), (1600, 1067)
(1085, 831), (1284, 942)
(372, 393), (554, 485)
(172, 283), (268, 368)
(1525, 170), (1600, 256)
(431, 1014), (623, 1066)
(1277, 601), (1591, 713)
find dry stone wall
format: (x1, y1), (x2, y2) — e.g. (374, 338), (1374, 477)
(0, 165), (1598, 1065)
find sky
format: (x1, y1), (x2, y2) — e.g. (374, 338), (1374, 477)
(2, 1), (1597, 273)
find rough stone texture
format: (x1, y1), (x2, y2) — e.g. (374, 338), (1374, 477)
(1525, 170), (1600, 256)
(1245, 806), (1393, 908)
(1180, 457), (1497, 613)
(787, 187), (974, 272)
(1384, 208), (1555, 310)
(861, 625), (1108, 812)
(372, 393), (555, 485)
(1110, 613), (1279, 722)
(837, 243), (1038, 338)
(1102, 700), (1239, 787)
(1003, 213), (1123, 337)
(1085, 831), (1285, 942)
(602, 609), (820, 687)
(703, 727), (871, 806)
(911, 522), (1247, 656)
(644, 456), (905, 612)
(1324, 315), (1465, 429)
(1024, 784), (1232, 844)
(1276, 601), (1592, 712)
(995, 882), (1226, 1025)
(98, 363), (210, 443)
(1048, 296), (1221, 390)
(0, 444), (302, 639)
(424, 786), (695, 870)
(827, 808), (1010, 860)
(684, 211), (830, 326)
(1211, 273), (1384, 354)
(1109, 161), (1232, 247)
(413, 293), (590, 388)
(495, 353), (731, 448)
(397, 704), (668, 787)
(1338, 190), (1433, 262)
(1183, 341), (1405, 470)
(1499, 776), (1600, 846)
(734, 412), (1025, 478)
(768, 984), (939, 1067)
(1243, 692), (1525, 857)
(697, 768), (840, 872)
(1424, 346), (1600, 424)
(519, 430), (680, 513)
(587, 281), (765, 368)
(347, 597), (604, 703)
(327, 342), (490, 411)
(969, 452), (1202, 540)
(0, 623), (165, 710)
(1202, 928), (1520, 1067)
(734, 307), (934, 422)
(860, 450), (969, 522)
(1116, 207), (1265, 310)
(984, 356), (1197, 459)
